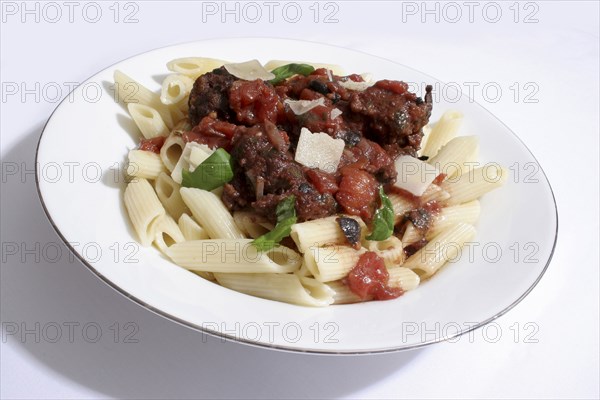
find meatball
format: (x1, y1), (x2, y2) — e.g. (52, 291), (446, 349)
(188, 66), (237, 126)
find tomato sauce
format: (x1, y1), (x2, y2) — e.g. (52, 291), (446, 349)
(138, 136), (165, 154)
(344, 252), (403, 300)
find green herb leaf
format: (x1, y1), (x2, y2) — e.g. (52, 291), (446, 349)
(181, 148), (234, 191)
(252, 196), (297, 251)
(366, 187), (395, 241)
(269, 63), (315, 85)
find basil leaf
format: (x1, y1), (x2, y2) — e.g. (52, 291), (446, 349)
(269, 63), (315, 85)
(252, 196), (297, 251)
(181, 148), (234, 191)
(274, 195), (296, 222)
(366, 187), (395, 241)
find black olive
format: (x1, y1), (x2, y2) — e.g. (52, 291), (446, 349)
(415, 97), (424, 105)
(336, 217), (361, 248)
(418, 155), (429, 161)
(343, 131), (361, 147)
(309, 80), (329, 95)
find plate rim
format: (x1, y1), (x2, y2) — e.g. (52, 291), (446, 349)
(34, 37), (559, 355)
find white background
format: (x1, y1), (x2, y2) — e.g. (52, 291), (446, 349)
(1, 1), (598, 399)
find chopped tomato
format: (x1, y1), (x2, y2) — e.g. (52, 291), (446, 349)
(335, 168), (379, 221)
(344, 252), (403, 300)
(432, 173), (447, 185)
(306, 169), (338, 195)
(138, 136), (165, 154)
(229, 80), (282, 125)
(183, 116), (237, 150)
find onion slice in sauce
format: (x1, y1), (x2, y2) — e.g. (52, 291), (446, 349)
(264, 120), (288, 152)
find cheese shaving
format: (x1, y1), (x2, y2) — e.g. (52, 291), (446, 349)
(224, 59), (275, 81)
(284, 98), (325, 115)
(295, 128), (345, 173)
(338, 80), (374, 91)
(330, 108), (343, 119)
(393, 155), (440, 196)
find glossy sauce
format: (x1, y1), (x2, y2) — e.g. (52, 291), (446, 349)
(344, 252), (403, 300)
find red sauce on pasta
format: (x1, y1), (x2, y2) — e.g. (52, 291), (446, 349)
(138, 136), (166, 154)
(344, 252), (403, 300)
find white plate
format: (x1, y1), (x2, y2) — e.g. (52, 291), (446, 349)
(36, 38), (557, 354)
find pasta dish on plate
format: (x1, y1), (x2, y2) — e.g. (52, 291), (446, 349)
(116, 58), (506, 307)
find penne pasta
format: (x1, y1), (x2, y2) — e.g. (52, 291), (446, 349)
(167, 239), (301, 273)
(364, 236), (406, 268)
(419, 110), (463, 158)
(304, 245), (366, 282)
(326, 280), (366, 304)
(214, 273), (334, 307)
(388, 192), (414, 224)
(151, 214), (185, 254)
(401, 222), (420, 246)
(160, 132), (185, 173)
(441, 166), (507, 206)
(420, 183), (451, 204)
(127, 103), (170, 139)
(426, 200), (480, 240)
(387, 267), (420, 291)
(180, 187), (245, 239)
(154, 172), (188, 220)
(166, 57), (228, 78)
(127, 149), (167, 180)
(403, 223), (476, 279)
(233, 211), (273, 239)
(178, 213), (209, 240)
(428, 136), (479, 178)
(291, 215), (365, 253)
(172, 117), (192, 134)
(124, 178), (165, 246)
(192, 271), (216, 281)
(160, 74), (195, 105)
(402, 200), (481, 245)
(114, 70), (174, 128)
(295, 261), (314, 278)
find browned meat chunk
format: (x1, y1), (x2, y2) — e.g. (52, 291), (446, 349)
(350, 80), (432, 156)
(188, 67), (237, 126)
(223, 125), (337, 222)
(335, 168), (379, 221)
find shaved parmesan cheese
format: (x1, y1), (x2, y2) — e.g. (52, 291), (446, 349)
(171, 142), (213, 184)
(284, 98), (325, 115)
(188, 144), (214, 169)
(393, 155), (440, 196)
(224, 59), (275, 81)
(360, 72), (374, 82)
(326, 69), (334, 82)
(338, 80), (374, 91)
(295, 128), (345, 173)
(330, 108), (343, 119)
